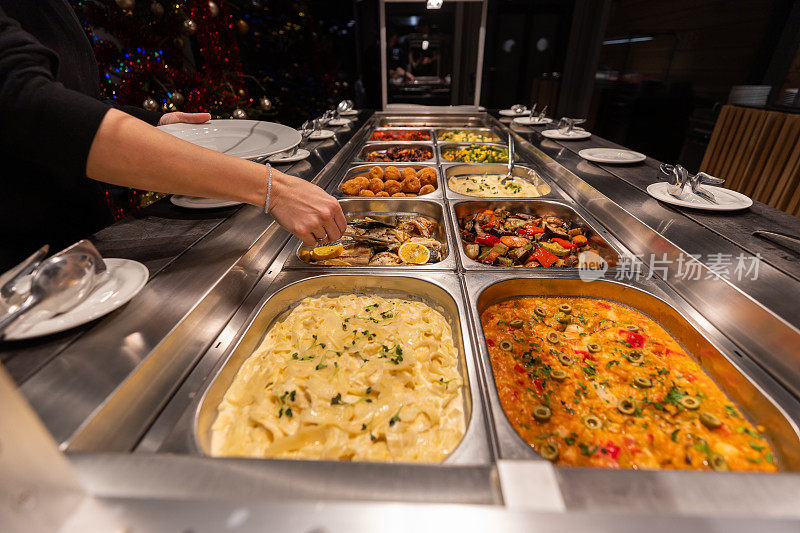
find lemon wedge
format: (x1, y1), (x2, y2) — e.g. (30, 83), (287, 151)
(311, 244), (343, 261)
(398, 242), (430, 264)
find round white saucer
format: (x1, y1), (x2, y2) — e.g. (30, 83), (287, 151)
(646, 182), (753, 211)
(308, 129), (335, 140)
(170, 196), (242, 209)
(541, 128), (592, 140)
(3, 258), (149, 340)
(328, 118), (352, 126)
(512, 116), (553, 126)
(268, 148), (311, 163)
(579, 148), (646, 164)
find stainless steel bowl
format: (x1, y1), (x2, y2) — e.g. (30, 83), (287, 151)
(355, 143), (436, 164)
(334, 164), (443, 198)
(443, 163), (554, 200)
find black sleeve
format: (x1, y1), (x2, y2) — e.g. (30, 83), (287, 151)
(0, 7), (111, 178)
(105, 100), (162, 126)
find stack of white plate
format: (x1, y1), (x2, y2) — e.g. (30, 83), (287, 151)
(778, 88), (799, 107)
(728, 85), (770, 107)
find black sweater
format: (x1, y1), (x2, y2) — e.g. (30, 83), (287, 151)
(0, 0), (161, 270)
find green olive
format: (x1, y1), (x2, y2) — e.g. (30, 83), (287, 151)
(582, 414), (602, 430)
(550, 368), (569, 381)
(499, 340), (513, 351)
(539, 442), (559, 461)
(556, 316), (571, 325)
(558, 354), (573, 366)
(547, 331), (560, 344)
(625, 350), (644, 364)
(624, 324), (640, 332)
(618, 398), (636, 415)
(680, 396), (701, 410)
(709, 453), (728, 471)
(587, 343), (601, 353)
(633, 376), (653, 388)
(700, 411), (722, 429)
(535, 306), (548, 317)
(532, 405), (552, 422)
(558, 304), (572, 314)
(509, 318), (524, 329)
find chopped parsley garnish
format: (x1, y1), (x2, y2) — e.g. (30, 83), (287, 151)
(579, 443), (598, 456)
(606, 360), (620, 369)
(671, 429), (680, 442)
(389, 409), (402, 426)
(331, 393), (343, 405)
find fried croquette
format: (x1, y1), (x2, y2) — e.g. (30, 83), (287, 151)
(417, 168), (437, 187)
(358, 189), (375, 197)
(401, 176), (421, 194)
(400, 167), (417, 181)
(375, 191), (390, 197)
(383, 179), (402, 195)
(419, 184), (435, 195)
(368, 177), (384, 193)
(369, 166), (384, 180)
(341, 179), (363, 196)
(391, 192), (406, 197)
(383, 166), (401, 181)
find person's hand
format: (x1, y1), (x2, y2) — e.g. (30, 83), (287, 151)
(157, 112), (211, 126)
(269, 172), (346, 246)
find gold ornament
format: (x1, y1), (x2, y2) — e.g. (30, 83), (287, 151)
(259, 96), (273, 111)
(236, 88), (247, 98)
(236, 19), (250, 34)
(170, 91), (184, 106)
(208, 1), (219, 17)
(150, 1), (164, 17)
(161, 101), (176, 113)
(182, 19), (197, 35)
(143, 97), (158, 112)
(232, 108), (248, 119)
(116, 0), (135, 10)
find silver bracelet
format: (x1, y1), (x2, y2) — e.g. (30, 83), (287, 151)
(263, 163), (273, 214)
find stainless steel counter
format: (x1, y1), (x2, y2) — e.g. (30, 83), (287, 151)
(4, 109), (800, 530)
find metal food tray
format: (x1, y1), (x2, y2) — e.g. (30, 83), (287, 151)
(435, 128), (501, 143)
(368, 127), (436, 143)
(354, 142), (437, 164)
(442, 163), (556, 200)
(283, 198), (457, 270)
(449, 199), (622, 270)
(463, 274), (800, 470)
(334, 164), (443, 199)
(193, 272), (492, 467)
(378, 116), (488, 128)
(438, 142), (518, 164)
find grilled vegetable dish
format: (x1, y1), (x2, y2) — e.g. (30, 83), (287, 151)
(298, 215), (443, 266)
(340, 166), (437, 197)
(437, 130), (499, 143)
(458, 208), (602, 268)
(365, 146), (433, 162)
(482, 297), (777, 471)
(370, 129), (431, 141)
(442, 144), (508, 163)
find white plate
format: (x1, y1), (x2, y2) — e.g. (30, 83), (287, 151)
(340, 109), (359, 116)
(3, 258), (149, 340)
(170, 196), (242, 209)
(512, 116), (553, 126)
(328, 118), (352, 126)
(579, 148), (646, 164)
(499, 109), (528, 116)
(268, 148), (311, 163)
(308, 129), (335, 140)
(541, 128), (592, 140)
(158, 120), (301, 160)
(646, 182), (753, 211)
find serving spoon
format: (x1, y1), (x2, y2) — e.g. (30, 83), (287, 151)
(501, 133), (516, 185)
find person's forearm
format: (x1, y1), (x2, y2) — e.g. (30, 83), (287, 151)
(86, 108), (269, 207)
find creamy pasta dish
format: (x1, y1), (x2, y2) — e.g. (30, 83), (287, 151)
(448, 174), (544, 197)
(211, 294), (466, 462)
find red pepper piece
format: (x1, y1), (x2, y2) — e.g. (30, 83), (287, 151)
(603, 441), (621, 460)
(476, 234), (500, 246)
(533, 379), (544, 392)
(480, 222), (497, 231)
(486, 339), (495, 347)
(574, 349), (595, 362)
(532, 247), (558, 268)
(483, 251), (499, 264)
(552, 237), (575, 249)
(598, 302), (611, 309)
(514, 364), (525, 374)
(500, 235), (529, 248)
(619, 329), (645, 348)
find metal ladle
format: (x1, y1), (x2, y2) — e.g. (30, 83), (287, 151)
(501, 133), (516, 184)
(0, 252), (96, 337)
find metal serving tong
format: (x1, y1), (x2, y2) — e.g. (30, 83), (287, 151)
(558, 117), (586, 135)
(659, 164), (724, 203)
(0, 240), (107, 337)
(501, 133), (516, 184)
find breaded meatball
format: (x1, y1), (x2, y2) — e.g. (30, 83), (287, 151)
(375, 191), (390, 197)
(368, 177), (384, 193)
(358, 189), (375, 197)
(401, 176), (421, 194)
(419, 184), (435, 195)
(417, 167), (437, 187)
(384, 179), (402, 195)
(384, 166), (401, 181)
(369, 166), (384, 180)
(401, 167), (417, 181)
(353, 176), (370, 189)
(341, 179), (362, 196)
(391, 192), (406, 197)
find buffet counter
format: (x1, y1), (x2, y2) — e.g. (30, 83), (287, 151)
(4, 109), (800, 531)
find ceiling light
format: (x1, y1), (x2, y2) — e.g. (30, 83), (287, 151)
(427, 0), (443, 9)
(422, 40), (430, 50)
